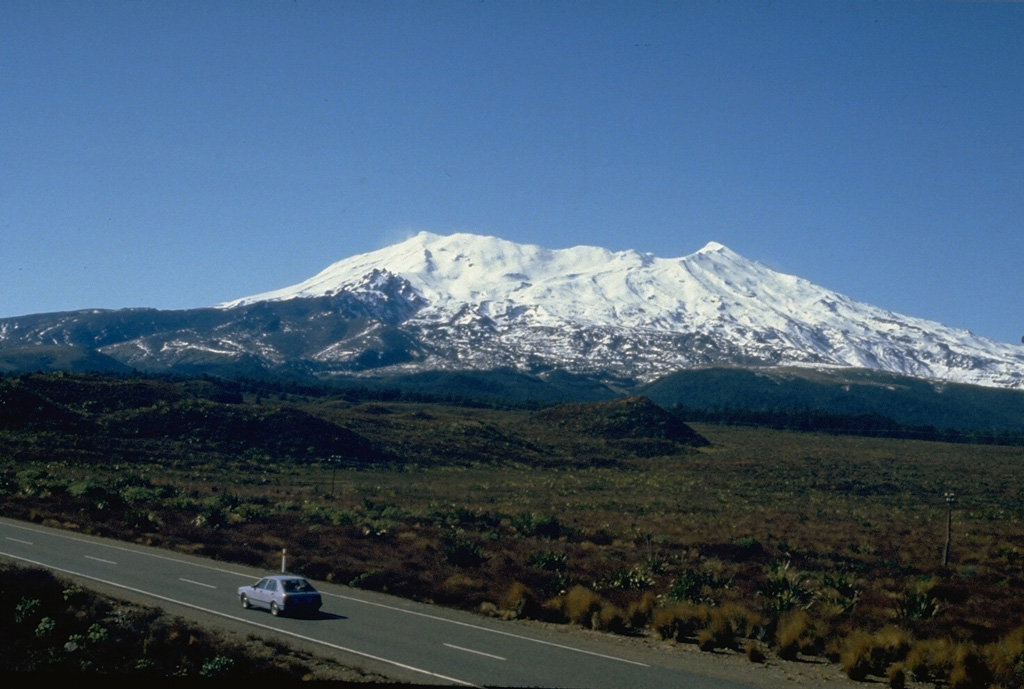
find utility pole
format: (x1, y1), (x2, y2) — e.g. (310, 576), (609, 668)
(942, 492), (956, 567)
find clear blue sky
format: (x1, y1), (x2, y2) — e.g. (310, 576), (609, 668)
(3, 0), (1022, 344)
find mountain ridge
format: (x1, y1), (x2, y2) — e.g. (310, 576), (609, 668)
(2, 231), (1022, 390)
(220, 231), (1024, 389)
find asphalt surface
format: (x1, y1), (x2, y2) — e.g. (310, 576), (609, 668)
(0, 516), (763, 688)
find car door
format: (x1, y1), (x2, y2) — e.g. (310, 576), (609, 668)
(262, 578), (280, 610)
(249, 578), (271, 608)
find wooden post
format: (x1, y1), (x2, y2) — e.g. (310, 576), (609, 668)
(282, 548), (287, 573)
(942, 492), (955, 567)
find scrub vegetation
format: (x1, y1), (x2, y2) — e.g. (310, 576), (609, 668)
(0, 562), (388, 681)
(2, 372), (1023, 687)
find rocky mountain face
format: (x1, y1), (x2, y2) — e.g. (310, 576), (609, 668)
(2, 232), (1023, 389)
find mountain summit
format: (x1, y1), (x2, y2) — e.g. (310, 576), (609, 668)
(217, 231), (1022, 388)
(2, 232), (1022, 389)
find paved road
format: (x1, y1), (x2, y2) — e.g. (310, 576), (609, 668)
(0, 516), (759, 688)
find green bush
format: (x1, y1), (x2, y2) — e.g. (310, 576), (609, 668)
(528, 550), (567, 571)
(512, 512), (562, 539)
(441, 537), (487, 568)
(598, 564), (655, 591)
(667, 565), (730, 604)
(897, 581), (941, 620)
(760, 560), (813, 612)
(200, 655), (236, 677)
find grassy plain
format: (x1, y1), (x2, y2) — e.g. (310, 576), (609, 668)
(1, 374), (1023, 686)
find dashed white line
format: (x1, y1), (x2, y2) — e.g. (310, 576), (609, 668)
(4, 537), (32, 545)
(1, 519), (645, 677)
(444, 643), (506, 661)
(85, 555), (117, 565)
(0, 549), (479, 687)
(181, 578), (216, 589)
(332, 592), (650, 667)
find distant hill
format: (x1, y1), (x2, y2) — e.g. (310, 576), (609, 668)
(0, 372), (710, 468)
(0, 345), (132, 375)
(534, 396), (705, 442)
(0, 373), (391, 464)
(349, 368), (620, 406)
(640, 366), (1024, 434)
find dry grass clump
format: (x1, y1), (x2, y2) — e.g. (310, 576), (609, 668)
(706, 603), (763, 651)
(540, 585), (627, 632)
(887, 662), (907, 689)
(840, 628), (1001, 689)
(496, 581), (541, 620)
(626, 591), (658, 628)
(592, 601), (629, 634)
(985, 626), (1024, 689)
(840, 626), (913, 681)
(651, 602), (710, 642)
(651, 601), (761, 653)
(775, 609), (816, 660)
(562, 585), (602, 625)
(745, 640), (767, 663)
(841, 631), (880, 681)
(947, 643), (992, 689)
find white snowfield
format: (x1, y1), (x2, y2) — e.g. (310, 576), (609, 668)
(220, 232), (1024, 389)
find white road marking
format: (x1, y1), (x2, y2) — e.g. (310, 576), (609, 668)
(4, 537), (32, 545)
(1, 520), (645, 673)
(0, 548), (479, 687)
(332, 592), (650, 667)
(85, 555), (117, 565)
(181, 578), (216, 588)
(444, 643), (506, 661)
(0, 521), (247, 577)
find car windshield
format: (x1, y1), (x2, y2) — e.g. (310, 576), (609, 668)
(281, 578), (314, 592)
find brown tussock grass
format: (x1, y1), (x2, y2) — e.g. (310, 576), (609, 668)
(651, 601), (710, 642)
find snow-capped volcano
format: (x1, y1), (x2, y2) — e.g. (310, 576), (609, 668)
(2, 231), (1022, 390)
(218, 231), (1024, 388)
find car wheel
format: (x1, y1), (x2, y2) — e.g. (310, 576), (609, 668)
(240, 594), (250, 609)
(270, 601), (280, 616)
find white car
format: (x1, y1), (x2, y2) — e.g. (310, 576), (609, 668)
(238, 575), (322, 617)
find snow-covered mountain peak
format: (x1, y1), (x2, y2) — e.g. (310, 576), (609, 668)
(695, 240), (729, 254)
(211, 231), (1024, 389)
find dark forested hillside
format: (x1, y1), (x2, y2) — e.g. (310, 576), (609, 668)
(641, 366), (1024, 434)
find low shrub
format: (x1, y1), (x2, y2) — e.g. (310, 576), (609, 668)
(592, 602), (629, 634)
(986, 626), (1024, 688)
(840, 626), (914, 681)
(499, 581), (540, 619)
(841, 631), (875, 681)
(598, 564), (655, 591)
(666, 562), (731, 604)
(887, 662), (906, 689)
(905, 638), (949, 683)
(562, 585), (602, 626)
(651, 602), (709, 642)
(948, 643), (992, 689)
(626, 591), (658, 628)
(760, 560), (813, 613)
(896, 576), (941, 620)
(699, 603), (761, 652)
(775, 609), (811, 660)
(441, 537), (487, 568)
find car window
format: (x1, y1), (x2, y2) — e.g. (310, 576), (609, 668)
(282, 578), (313, 592)
(255, 578), (268, 589)
(266, 580), (278, 592)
